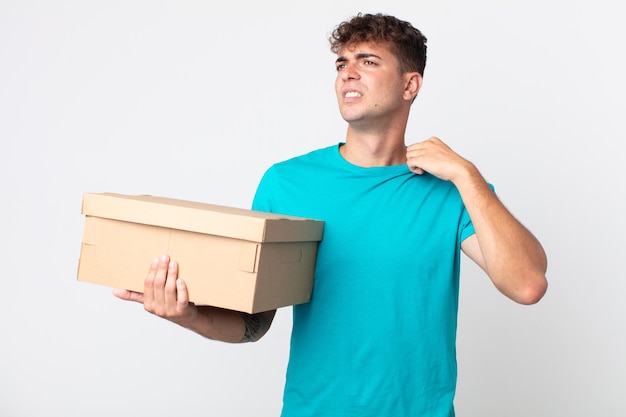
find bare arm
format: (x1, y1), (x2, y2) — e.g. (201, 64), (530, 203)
(406, 137), (548, 305)
(113, 255), (276, 343)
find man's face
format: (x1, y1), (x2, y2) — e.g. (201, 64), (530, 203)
(334, 41), (409, 127)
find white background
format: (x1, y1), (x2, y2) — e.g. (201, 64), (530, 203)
(1, 0), (624, 416)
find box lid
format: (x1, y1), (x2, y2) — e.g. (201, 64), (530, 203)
(81, 192), (324, 243)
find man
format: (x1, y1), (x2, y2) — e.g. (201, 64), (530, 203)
(114, 13), (548, 416)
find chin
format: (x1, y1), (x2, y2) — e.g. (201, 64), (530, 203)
(339, 110), (365, 123)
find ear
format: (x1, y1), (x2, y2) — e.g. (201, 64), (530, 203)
(403, 72), (423, 101)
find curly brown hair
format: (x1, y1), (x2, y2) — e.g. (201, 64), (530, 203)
(329, 13), (428, 76)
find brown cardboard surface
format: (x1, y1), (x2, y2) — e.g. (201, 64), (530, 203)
(77, 192), (324, 313)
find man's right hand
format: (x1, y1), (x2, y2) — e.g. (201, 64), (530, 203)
(113, 255), (277, 343)
(113, 255), (199, 328)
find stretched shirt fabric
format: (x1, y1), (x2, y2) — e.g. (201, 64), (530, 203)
(252, 144), (477, 417)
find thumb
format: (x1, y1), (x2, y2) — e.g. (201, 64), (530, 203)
(409, 164), (424, 175)
(112, 288), (145, 304)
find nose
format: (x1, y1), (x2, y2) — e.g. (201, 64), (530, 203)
(340, 63), (359, 81)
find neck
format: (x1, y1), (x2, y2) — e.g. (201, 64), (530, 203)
(340, 128), (407, 167)
(340, 115), (409, 167)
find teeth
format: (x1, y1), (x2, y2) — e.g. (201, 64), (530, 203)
(345, 91), (361, 98)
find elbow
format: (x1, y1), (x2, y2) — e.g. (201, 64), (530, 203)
(511, 272), (548, 305)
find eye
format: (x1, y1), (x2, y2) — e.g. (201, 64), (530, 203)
(336, 63), (346, 71)
(363, 60), (377, 66)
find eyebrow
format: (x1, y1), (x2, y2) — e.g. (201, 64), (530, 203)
(335, 52), (383, 64)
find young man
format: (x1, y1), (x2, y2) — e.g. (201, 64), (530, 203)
(114, 13), (548, 417)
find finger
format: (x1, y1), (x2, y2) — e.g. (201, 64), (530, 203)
(143, 257), (159, 307)
(427, 136), (441, 144)
(406, 149), (424, 175)
(112, 288), (145, 304)
(163, 260), (179, 306)
(405, 143), (424, 160)
(405, 143), (419, 154)
(151, 255), (170, 305)
(175, 278), (190, 307)
(409, 165), (424, 175)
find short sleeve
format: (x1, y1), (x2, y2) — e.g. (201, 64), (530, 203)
(251, 166), (276, 212)
(459, 183), (496, 242)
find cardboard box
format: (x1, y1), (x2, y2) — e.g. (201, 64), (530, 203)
(77, 192), (324, 313)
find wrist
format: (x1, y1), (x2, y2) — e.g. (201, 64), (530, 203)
(450, 160), (481, 187)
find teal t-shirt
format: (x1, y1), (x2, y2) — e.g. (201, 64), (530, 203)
(252, 144), (475, 417)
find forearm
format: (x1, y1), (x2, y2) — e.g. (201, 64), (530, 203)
(184, 307), (276, 343)
(454, 163), (548, 304)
